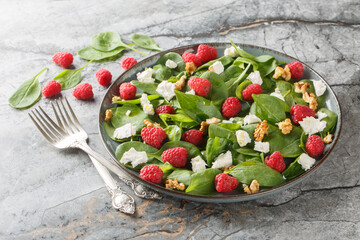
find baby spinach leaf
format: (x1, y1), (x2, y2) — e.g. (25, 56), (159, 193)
(175, 91), (223, 123)
(220, 65), (243, 82)
(206, 137), (231, 166)
(233, 57), (258, 70)
(282, 155), (304, 180)
(164, 125), (182, 142)
(159, 112), (198, 129)
(111, 104), (151, 132)
(235, 147), (260, 157)
(112, 94), (159, 105)
(230, 40), (256, 61)
(158, 162), (177, 179)
(131, 34), (162, 51)
(299, 131), (308, 152)
(226, 64), (251, 96)
(229, 161), (285, 187)
(208, 124), (237, 143)
(152, 64), (172, 81)
(299, 80), (326, 108)
(318, 108), (338, 137)
(131, 80), (159, 95)
(149, 141), (203, 161)
(257, 57), (279, 77)
(235, 80), (252, 101)
(8, 68), (47, 109)
(78, 46), (126, 61)
(276, 80), (306, 107)
(252, 94), (286, 124)
(167, 169), (194, 186)
(54, 60), (93, 90)
(185, 168), (222, 195)
(156, 52), (185, 73)
(115, 141), (158, 160)
(218, 122), (242, 131)
(196, 56), (234, 71)
(261, 77), (276, 93)
(200, 71), (228, 106)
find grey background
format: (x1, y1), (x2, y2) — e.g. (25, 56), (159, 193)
(1, 0), (359, 239)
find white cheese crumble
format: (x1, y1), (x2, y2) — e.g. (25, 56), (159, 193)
(298, 153), (316, 171)
(165, 59), (177, 69)
(140, 93), (154, 115)
(120, 147), (148, 168)
(243, 114), (262, 125)
(113, 123), (137, 139)
(209, 61), (224, 74)
(222, 117), (235, 123)
(247, 71), (263, 85)
(312, 80), (327, 96)
(156, 81), (175, 101)
(185, 89), (195, 95)
(125, 110), (131, 116)
(224, 46), (239, 58)
(270, 88), (285, 101)
(236, 130), (252, 147)
(136, 68), (155, 83)
(299, 116), (327, 135)
(317, 111), (327, 121)
(191, 156), (207, 173)
(211, 151), (232, 169)
(254, 141), (270, 153)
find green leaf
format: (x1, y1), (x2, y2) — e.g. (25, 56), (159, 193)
(229, 161), (285, 187)
(156, 52), (185, 73)
(8, 68), (48, 109)
(226, 64), (251, 96)
(282, 155), (305, 180)
(158, 162), (177, 179)
(220, 65), (243, 82)
(235, 80), (252, 101)
(206, 137), (231, 166)
(208, 124), (237, 143)
(159, 112), (198, 129)
(200, 71), (228, 106)
(299, 80), (326, 108)
(257, 57), (279, 77)
(196, 56), (234, 71)
(164, 125), (182, 142)
(318, 108), (338, 137)
(131, 34), (162, 51)
(152, 64), (172, 81)
(230, 41), (256, 61)
(113, 94), (159, 105)
(175, 90), (223, 123)
(252, 94), (286, 124)
(167, 169), (194, 186)
(185, 168), (222, 195)
(276, 80), (306, 107)
(115, 141), (158, 160)
(54, 60), (93, 90)
(78, 46), (126, 61)
(131, 80), (159, 95)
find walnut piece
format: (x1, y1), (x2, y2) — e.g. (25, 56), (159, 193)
(294, 82), (310, 94)
(323, 133), (333, 144)
(273, 66), (291, 81)
(199, 121), (210, 134)
(273, 66), (284, 79)
(165, 178), (185, 191)
(104, 109), (113, 122)
(185, 62), (197, 75)
(243, 180), (260, 194)
(112, 95), (123, 103)
(254, 120), (269, 142)
(222, 165), (235, 172)
(303, 92), (318, 111)
(144, 120), (161, 128)
(174, 75), (186, 91)
(276, 118), (293, 134)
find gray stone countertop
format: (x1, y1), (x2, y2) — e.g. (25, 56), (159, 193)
(1, 0), (359, 239)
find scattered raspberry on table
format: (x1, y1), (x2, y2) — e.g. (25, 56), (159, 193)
(156, 105), (175, 115)
(241, 83), (263, 101)
(265, 151), (286, 173)
(121, 57), (138, 70)
(141, 127), (167, 149)
(140, 165), (163, 184)
(42, 80), (62, 98)
(215, 173), (238, 193)
(305, 135), (324, 157)
(196, 44), (217, 63)
(222, 97), (242, 118)
(188, 77), (211, 97)
(52, 52), (73, 68)
(290, 104), (316, 124)
(182, 129), (203, 146)
(72, 83), (93, 99)
(161, 147), (188, 167)
(96, 69), (112, 86)
(119, 82), (137, 100)
(287, 61), (303, 79)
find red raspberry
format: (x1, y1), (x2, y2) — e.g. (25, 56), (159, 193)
(222, 97), (242, 118)
(156, 105), (175, 115)
(290, 104), (315, 124)
(42, 80), (61, 98)
(140, 165), (163, 184)
(196, 44), (217, 63)
(188, 77), (211, 97)
(215, 173), (238, 193)
(305, 135), (325, 157)
(96, 69), (112, 86)
(241, 83), (263, 101)
(287, 62), (303, 79)
(181, 129), (203, 146)
(161, 147), (188, 167)
(119, 82), (137, 100)
(182, 52), (202, 67)
(141, 127), (167, 149)
(72, 83), (93, 99)
(121, 57), (137, 70)
(52, 52), (73, 68)
(265, 151), (286, 173)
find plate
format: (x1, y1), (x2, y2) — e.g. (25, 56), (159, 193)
(98, 43), (342, 203)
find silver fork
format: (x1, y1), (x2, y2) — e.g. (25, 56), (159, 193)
(29, 98), (137, 214)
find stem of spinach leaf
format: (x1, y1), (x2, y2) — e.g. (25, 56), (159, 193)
(233, 63), (251, 86)
(230, 40), (256, 61)
(118, 42), (147, 55)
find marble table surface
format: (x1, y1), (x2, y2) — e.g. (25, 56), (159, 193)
(1, 0), (359, 239)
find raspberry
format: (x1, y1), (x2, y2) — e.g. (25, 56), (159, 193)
(287, 62), (303, 79)
(181, 129), (203, 146)
(161, 147), (188, 167)
(141, 127), (167, 149)
(42, 80), (61, 98)
(72, 83), (93, 99)
(121, 57), (137, 70)
(140, 165), (163, 184)
(52, 52), (73, 68)
(182, 52), (202, 67)
(305, 135), (325, 157)
(188, 77), (211, 97)
(290, 104), (315, 124)
(156, 105), (175, 115)
(222, 97), (242, 118)
(215, 173), (238, 193)
(241, 83), (263, 101)
(119, 82), (137, 100)
(96, 69), (112, 86)
(265, 151), (286, 173)
(196, 44), (217, 63)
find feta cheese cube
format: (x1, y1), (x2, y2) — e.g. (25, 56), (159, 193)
(209, 61), (224, 74)
(299, 116), (327, 135)
(298, 153), (316, 171)
(317, 111), (327, 120)
(126, 110), (131, 116)
(137, 68), (155, 83)
(113, 123), (137, 139)
(165, 59), (177, 69)
(185, 89), (195, 95)
(224, 46), (239, 58)
(191, 156), (207, 173)
(243, 114), (261, 125)
(140, 93), (154, 115)
(120, 147), (148, 168)
(312, 80), (326, 96)
(254, 141), (270, 153)
(222, 118), (235, 123)
(247, 71), (263, 85)
(211, 151), (232, 169)
(236, 130), (252, 147)
(156, 81), (175, 101)
(270, 88), (285, 101)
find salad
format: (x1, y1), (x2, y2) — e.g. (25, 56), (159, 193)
(103, 41), (338, 196)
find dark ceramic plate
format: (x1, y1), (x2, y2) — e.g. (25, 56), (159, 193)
(98, 43), (342, 203)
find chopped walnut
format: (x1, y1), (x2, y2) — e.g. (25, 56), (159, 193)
(323, 133), (333, 144)
(254, 120), (269, 142)
(208, 65), (216, 73)
(206, 117), (221, 124)
(174, 75), (186, 91)
(199, 121), (210, 134)
(273, 66), (284, 79)
(303, 92), (318, 111)
(222, 165), (235, 172)
(104, 109), (113, 122)
(165, 178), (185, 191)
(294, 82), (310, 94)
(276, 118), (293, 134)
(243, 180), (260, 194)
(185, 62), (197, 75)
(112, 95), (123, 103)
(273, 66), (291, 81)
(144, 120), (161, 128)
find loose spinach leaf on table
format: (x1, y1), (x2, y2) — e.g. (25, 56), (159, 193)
(206, 137), (231, 166)
(200, 71), (228, 106)
(164, 125), (182, 142)
(196, 56), (234, 71)
(54, 60), (93, 90)
(131, 34), (162, 51)
(167, 169), (194, 186)
(156, 52), (185, 73)
(185, 168), (222, 195)
(78, 46), (126, 61)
